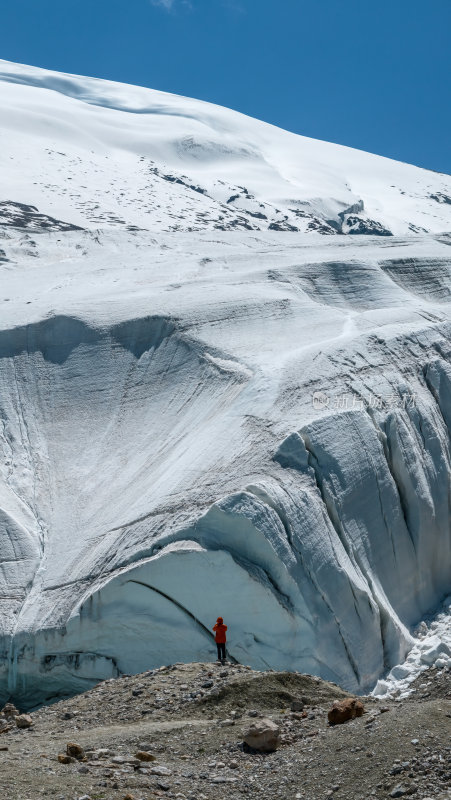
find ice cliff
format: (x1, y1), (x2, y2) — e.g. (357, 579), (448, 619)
(0, 60), (450, 707)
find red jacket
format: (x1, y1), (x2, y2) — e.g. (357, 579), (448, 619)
(213, 620), (227, 643)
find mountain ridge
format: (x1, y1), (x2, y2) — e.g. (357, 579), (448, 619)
(1, 59), (451, 238)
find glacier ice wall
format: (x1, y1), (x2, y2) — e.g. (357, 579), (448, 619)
(0, 228), (450, 707)
(0, 60), (451, 707)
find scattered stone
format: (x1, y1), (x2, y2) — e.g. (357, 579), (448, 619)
(327, 698), (365, 725)
(135, 750), (157, 761)
(15, 713), (33, 729)
(57, 753), (76, 764)
(390, 785), (410, 798)
(243, 717), (280, 752)
(66, 742), (86, 760)
(151, 765), (172, 775)
(291, 711), (307, 720)
(1, 703), (19, 718)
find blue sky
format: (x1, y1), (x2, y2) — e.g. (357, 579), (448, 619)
(1, 0), (450, 173)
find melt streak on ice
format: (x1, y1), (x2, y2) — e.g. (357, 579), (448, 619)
(0, 60), (450, 707)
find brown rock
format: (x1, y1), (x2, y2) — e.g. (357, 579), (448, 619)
(328, 698), (365, 725)
(58, 753), (76, 764)
(66, 742), (86, 760)
(243, 717), (280, 752)
(0, 719), (11, 734)
(15, 714), (33, 729)
(135, 750), (157, 761)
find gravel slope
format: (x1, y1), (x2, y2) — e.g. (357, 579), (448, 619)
(1, 661), (449, 800)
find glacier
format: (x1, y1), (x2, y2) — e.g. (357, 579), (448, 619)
(372, 594), (451, 699)
(0, 60), (450, 708)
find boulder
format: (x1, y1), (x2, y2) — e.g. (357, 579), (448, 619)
(243, 717), (280, 752)
(290, 700), (304, 712)
(66, 742), (86, 760)
(15, 714), (33, 729)
(328, 698), (365, 725)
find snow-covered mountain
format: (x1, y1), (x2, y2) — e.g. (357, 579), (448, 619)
(0, 61), (450, 707)
(1, 59), (451, 237)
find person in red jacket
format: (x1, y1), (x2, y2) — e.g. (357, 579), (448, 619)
(213, 617), (227, 664)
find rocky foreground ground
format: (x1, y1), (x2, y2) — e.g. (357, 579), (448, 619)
(0, 661), (449, 800)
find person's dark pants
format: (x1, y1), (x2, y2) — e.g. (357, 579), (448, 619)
(216, 642), (226, 661)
